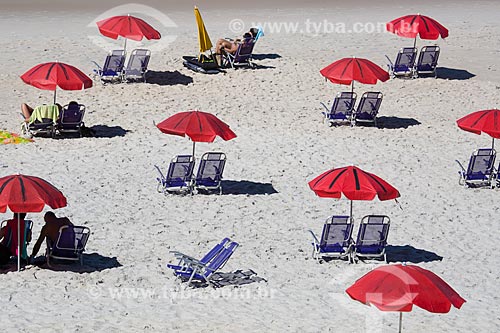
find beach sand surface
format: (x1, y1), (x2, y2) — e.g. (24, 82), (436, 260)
(0, 0), (499, 332)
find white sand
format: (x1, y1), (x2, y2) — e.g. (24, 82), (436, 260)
(0, 0), (499, 332)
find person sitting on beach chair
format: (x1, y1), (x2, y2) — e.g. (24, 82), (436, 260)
(30, 211), (73, 261)
(0, 213), (32, 265)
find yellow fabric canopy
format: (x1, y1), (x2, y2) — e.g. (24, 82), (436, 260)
(194, 6), (213, 53)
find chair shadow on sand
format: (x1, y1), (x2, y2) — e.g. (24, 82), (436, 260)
(436, 67), (476, 80)
(89, 125), (129, 138)
(375, 116), (421, 129)
(189, 269), (267, 289)
(146, 70), (193, 86)
(252, 53), (282, 60)
(220, 180), (279, 195)
(386, 245), (443, 264)
(33, 253), (122, 273)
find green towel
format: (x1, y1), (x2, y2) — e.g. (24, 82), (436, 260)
(29, 104), (59, 124)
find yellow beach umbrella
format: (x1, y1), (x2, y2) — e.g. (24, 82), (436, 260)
(194, 6), (212, 55)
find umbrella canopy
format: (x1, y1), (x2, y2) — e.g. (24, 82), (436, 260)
(346, 264), (466, 332)
(320, 57), (389, 94)
(97, 15), (161, 41)
(156, 110), (236, 156)
(309, 165), (400, 217)
(386, 14), (448, 47)
(20, 62), (93, 104)
(457, 109), (500, 149)
(0, 174), (67, 271)
(194, 6), (213, 54)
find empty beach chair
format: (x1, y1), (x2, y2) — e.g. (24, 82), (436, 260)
(309, 215), (353, 261)
(353, 92), (383, 126)
(386, 47), (417, 78)
(222, 37), (256, 68)
(92, 49), (126, 83)
(57, 102), (85, 137)
(123, 49), (151, 82)
(415, 45), (440, 78)
(46, 225), (90, 267)
(456, 148), (496, 188)
(173, 241), (239, 287)
(320, 92), (357, 126)
(0, 219), (33, 262)
(194, 152), (226, 194)
(155, 155), (195, 194)
(22, 104), (60, 138)
(352, 215), (390, 262)
(167, 238), (231, 272)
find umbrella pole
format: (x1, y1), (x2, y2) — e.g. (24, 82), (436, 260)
(190, 141), (196, 195)
(413, 37), (417, 48)
(350, 200), (353, 221)
(192, 141), (196, 158)
(17, 214), (20, 272)
(492, 137), (495, 151)
(123, 38), (127, 54)
(399, 312), (403, 333)
(53, 88), (57, 105)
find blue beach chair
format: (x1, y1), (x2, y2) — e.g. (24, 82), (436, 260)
(93, 49), (126, 83)
(309, 215), (353, 262)
(0, 219), (33, 262)
(353, 92), (383, 126)
(173, 241), (239, 287)
(155, 155), (195, 194)
(456, 148), (496, 188)
(167, 238), (231, 272)
(57, 102), (86, 137)
(223, 37), (256, 68)
(386, 47), (417, 78)
(46, 225), (90, 267)
(352, 215), (390, 262)
(123, 49), (151, 82)
(321, 92), (357, 126)
(415, 45), (440, 78)
(194, 152), (226, 195)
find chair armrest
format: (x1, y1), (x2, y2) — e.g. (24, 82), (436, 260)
(455, 160), (466, 175)
(308, 230), (320, 246)
(320, 102), (331, 114)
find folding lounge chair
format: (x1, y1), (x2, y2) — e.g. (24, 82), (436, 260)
(173, 241), (239, 287)
(194, 152), (226, 195)
(0, 219), (33, 262)
(353, 92), (383, 126)
(456, 148), (496, 188)
(415, 45), (440, 78)
(320, 92), (357, 126)
(309, 215), (353, 262)
(222, 37), (256, 69)
(46, 225), (90, 267)
(57, 102), (85, 137)
(123, 48), (151, 82)
(92, 49), (126, 83)
(22, 104), (60, 138)
(385, 47), (417, 78)
(155, 155), (195, 194)
(167, 238), (230, 272)
(352, 215), (390, 262)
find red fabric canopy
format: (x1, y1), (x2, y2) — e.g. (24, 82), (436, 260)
(346, 264), (466, 313)
(97, 15), (161, 41)
(320, 57), (389, 86)
(387, 14), (448, 40)
(0, 174), (67, 213)
(20, 62), (93, 91)
(156, 110), (236, 143)
(456, 109), (500, 139)
(308, 166), (400, 201)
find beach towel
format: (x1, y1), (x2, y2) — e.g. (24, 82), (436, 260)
(0, 130), (33, 144)
(29, 105), (60, 124)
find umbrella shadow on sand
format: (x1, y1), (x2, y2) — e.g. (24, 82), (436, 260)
(146, 70), (193, 86)
(386, 245), (443, 263)
(187, 269), (267, 288)
(219, 180), (279, 195)
(89, 125), (129, 138)
(30, 253), (122, 273)
(436, 67), (476, 80)
(375, 116), (421, 129)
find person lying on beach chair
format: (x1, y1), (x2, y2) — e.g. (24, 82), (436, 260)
(215, 27), (258, 66)
(21, 103), (62, 138)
